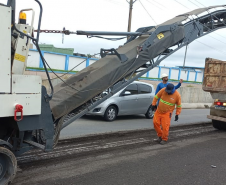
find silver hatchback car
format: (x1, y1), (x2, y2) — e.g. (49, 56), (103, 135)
(87, 81), (155, 121)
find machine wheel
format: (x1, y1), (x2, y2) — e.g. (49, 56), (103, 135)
(104, 106), (118, 121)
(212, 119), (226, 130)
(0, 147), (17, 185)
(145, 106), (154, 119)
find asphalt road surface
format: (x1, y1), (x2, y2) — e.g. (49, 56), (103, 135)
(57, 132), (226, 185)
(13, 124), (226, 185)
(60, 109), (210, 138)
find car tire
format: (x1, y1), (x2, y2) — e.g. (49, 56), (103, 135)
(104, 105), (118, 121)
(212, 119), (226, 130)
(145, 106), (154, 119)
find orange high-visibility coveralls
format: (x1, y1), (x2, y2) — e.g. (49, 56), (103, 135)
(152, 87), (182, 141)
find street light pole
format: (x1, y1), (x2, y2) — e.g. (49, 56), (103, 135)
(127, 0), (137, 40)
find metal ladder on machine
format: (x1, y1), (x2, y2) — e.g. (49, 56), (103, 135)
(51, 6), (226, 145)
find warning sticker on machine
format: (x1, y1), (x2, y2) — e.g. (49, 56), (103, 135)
(157, 33), (164, 39)
(14, 53), (26, 62)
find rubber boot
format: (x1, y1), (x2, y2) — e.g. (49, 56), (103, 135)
(153, 137), (162, 143)
(160, 140), (167, 145)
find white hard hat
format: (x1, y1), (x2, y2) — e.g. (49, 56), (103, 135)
(161, 73), (168, 78)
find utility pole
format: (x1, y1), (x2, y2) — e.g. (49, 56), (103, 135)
(127, 0), (137, 40)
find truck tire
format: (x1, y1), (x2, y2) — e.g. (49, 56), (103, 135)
(212, 119), (226, 130)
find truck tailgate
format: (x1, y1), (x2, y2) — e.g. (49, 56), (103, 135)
(203, 58), (226, 92)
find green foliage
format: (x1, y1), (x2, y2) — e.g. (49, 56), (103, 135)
(86, 54), (92, 58)
(186, 85), (194, 87)
(26, 67), (78, 73)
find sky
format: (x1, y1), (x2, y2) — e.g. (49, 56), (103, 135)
(1, 0), (226, 67)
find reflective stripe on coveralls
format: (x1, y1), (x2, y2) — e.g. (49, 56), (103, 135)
(160, 99), (175, 106)
(154, 95), (181, 108)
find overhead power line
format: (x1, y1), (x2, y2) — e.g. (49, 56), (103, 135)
(146, 0), (164, 11)
(173, 0), (190, 10)
(208, 35), (226, 45)
(139, 0), (158, 25)
(196, 40), (226, 56)
(151, 0), (167, 8)
(193, 0), (206, 7)
(187, 0), (201, 8)
(213, 32), (226, 40)
(104, 0), (126, 6)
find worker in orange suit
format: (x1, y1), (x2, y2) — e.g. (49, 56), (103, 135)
(151, 83), (182, 145)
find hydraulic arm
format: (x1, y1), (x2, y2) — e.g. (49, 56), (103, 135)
(50, 5), (226, 131)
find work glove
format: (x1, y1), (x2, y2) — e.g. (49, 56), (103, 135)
(175, 115), (179, 121)
(151, 105), (157, 111)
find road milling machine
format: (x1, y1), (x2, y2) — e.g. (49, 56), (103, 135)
(0, 0), (225, 184)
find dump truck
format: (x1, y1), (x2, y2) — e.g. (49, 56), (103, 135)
(0, 0), (226, 184)
(203, 58), (226, 130)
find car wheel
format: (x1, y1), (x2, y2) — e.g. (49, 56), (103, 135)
(104, 105), (118, 121)
(145, 106), (154, 119)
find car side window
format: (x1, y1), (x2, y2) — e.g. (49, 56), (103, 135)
(139, 84), (152, 94)
(124, 84), (138, 95)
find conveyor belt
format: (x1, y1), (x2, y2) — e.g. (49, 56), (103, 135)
(50, 6), (226, 131)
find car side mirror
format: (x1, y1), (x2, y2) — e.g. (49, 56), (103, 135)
(123, 91), (131, 96)
(101, 92), (108, 97)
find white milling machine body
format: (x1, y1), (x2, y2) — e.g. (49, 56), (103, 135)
(0, 1), (54, 184)
(1, 6), (42, 121)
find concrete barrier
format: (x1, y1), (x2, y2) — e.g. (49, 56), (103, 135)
(182, 103), (212, 109)
(177, 87), (213, 109)
(177, 87), (213, 104)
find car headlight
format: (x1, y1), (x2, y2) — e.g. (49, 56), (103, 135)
(93, 108), (101, 112)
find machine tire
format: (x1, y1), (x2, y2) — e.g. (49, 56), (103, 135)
(0, 147), (17, 185)
(104, 105), (118, 121)
(145, 106), (154, 119)
(212, 119), (226, 130)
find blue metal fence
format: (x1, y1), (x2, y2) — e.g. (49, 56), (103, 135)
(152, 66), (202, 82)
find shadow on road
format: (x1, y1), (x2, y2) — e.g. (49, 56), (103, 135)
(82, 114), (148, 122)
